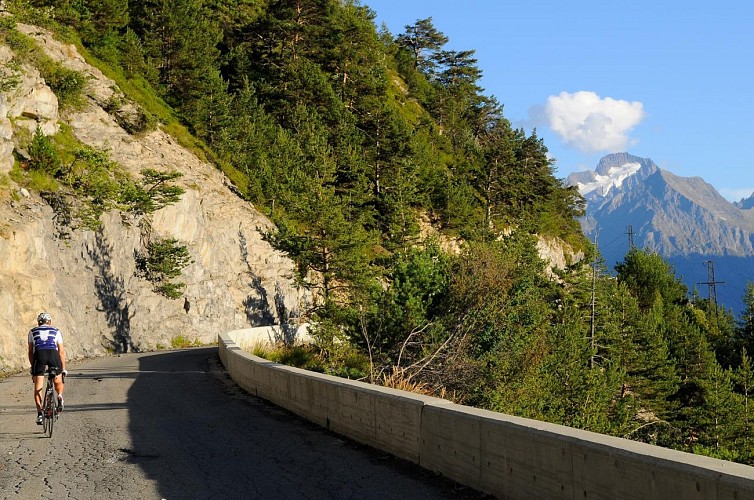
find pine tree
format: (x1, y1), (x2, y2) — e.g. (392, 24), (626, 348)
(433, 49), (482, 90)
(118, 28), (149, 78)
(693, 363), (744, 459)
(396, 17), (448, 74)
(184, 73), (232, 144)
(536, 315), (625, 434)
(615, 248), (689, 311)
(362, 241), (448, 369)
(27, 0), (82, 25)
(739, 283), (754, 356)
(205, 0), (265, 34)
(734, 349), (754, 461)
(86, 0), (130, 35)
(626, 297), (680, 425)
(130, 0), (224, 128)
(263, 106), (377, 313)
(28, 126), (61, 176)
(326, 2), (385, 109)
(476, 111), (515, 231)
(377, 156), (422, 251)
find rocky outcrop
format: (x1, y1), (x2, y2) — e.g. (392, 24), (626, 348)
(0, 39), (61, 173)
(0, 24), (307, 373)
(536, 236), (583, 277)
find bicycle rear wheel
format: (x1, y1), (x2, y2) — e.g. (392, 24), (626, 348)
(47, 401), (54, 438)
(41, 386), (50, 434)
(43, 385), (55, 438)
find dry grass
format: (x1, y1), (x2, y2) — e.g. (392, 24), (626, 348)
(379, 367), (435, 396)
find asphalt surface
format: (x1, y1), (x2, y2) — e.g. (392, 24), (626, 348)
(0, 348), (484, 499)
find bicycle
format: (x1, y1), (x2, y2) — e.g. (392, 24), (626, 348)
(41, 367), (64, 438)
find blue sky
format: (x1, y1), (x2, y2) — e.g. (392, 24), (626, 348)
(366, 1), (754, 201)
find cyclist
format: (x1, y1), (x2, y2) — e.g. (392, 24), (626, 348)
(28, 312), (67, 425)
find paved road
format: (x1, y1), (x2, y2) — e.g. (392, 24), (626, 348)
(0, 348), (483, 499)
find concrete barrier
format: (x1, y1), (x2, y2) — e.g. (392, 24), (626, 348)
(219, 328), (754, 499)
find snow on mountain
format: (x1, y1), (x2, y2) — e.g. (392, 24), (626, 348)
(574, 162), (641, 197)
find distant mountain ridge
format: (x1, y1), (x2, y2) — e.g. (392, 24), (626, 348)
(735, 194), (754, 210)
(567, 153), (754, 312)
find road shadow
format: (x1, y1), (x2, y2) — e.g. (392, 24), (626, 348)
(126, 349), (481, 500)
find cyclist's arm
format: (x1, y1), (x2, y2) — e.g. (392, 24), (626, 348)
(27, 340), (34, 367)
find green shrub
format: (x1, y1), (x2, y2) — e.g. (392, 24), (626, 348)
(0, 25), (88, 110)
(0, 14), (16, 33)
(252, 343), (324, 371)
(171, 335), (202, 349)
(0, 21), (36, 56)
(0, 59), (21, 92)
(12, 165), (61, 196)
(325, 351), (369, 380)
(38, 60), (87, 109)
(136, 237), (193, 299)
(118, 169), (184, 215)
(27, 126), (61, 175)
(156, 282), (186, 300)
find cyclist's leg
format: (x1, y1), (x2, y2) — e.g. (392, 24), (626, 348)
(54, 375), (64, 395)
(51, 350), (64, 403)
(33, 375), (44, 424)
(32, 376), (44, 410)
(30, 354), (45, 412)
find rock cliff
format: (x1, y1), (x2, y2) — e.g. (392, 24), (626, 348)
(0, 24), (306, 373)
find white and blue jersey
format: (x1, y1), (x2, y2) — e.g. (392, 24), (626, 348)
(28, 325), (63, 351)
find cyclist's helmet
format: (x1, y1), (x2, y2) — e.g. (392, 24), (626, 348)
(37, 312), (52, 325)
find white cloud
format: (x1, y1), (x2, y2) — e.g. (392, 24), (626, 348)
(539, 91), (645, 153)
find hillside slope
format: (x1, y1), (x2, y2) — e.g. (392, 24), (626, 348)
(0, 24), (306, 373)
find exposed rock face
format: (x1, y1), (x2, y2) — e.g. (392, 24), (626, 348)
(0, 39), (60, 173)
(536, 236), (583, 277)
(0, 24), (307, 373)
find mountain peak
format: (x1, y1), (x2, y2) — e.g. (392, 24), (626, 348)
(595, 153), (656, 175)
(568, 152), (657, 198)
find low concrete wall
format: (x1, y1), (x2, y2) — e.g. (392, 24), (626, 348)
(219, 329), (754, 499)
(220, 327), (449, 463)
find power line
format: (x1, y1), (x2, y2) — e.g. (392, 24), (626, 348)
(698, 260), (725, 313)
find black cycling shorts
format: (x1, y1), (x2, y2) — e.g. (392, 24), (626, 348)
(31, 349), (62, 376)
